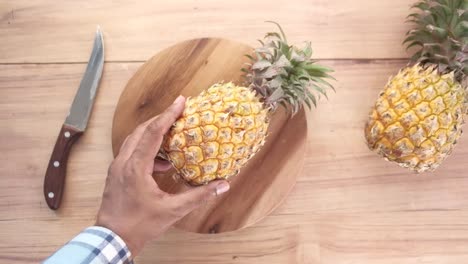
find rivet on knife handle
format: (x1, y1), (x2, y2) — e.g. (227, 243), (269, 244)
(43, 124), (83, 210)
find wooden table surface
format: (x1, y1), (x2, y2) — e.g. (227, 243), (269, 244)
(2, 1), (468, 263)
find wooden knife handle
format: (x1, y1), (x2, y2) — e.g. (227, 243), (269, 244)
(43, 124), (83, 210)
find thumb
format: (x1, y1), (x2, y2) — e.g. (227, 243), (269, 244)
(171, 180), (230, 216)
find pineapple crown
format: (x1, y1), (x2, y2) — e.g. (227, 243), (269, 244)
(242, 21), (335, 114)
(404, 0), (468, 81)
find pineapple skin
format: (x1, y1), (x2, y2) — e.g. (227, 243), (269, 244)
(163, 82), (269, 185)
(365, 65), (467, 172)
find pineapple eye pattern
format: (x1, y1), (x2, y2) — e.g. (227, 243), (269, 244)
(163, 83), (269, 185)
(365, 65), (466, 172)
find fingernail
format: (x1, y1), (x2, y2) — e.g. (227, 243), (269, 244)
(173, 95), (184, 105)
(215, 181), (230, 195)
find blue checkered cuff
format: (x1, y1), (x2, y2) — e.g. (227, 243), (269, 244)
(44, 226), (133, 264)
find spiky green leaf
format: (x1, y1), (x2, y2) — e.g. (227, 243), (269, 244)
(242, 21), (335, 115)
(405, 0), (467, 81)
(252, 60), (272, 70)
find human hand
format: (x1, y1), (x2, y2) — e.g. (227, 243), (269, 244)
(96, 95), (230, 257)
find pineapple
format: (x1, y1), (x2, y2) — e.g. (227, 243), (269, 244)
(161, 22), (335, 185)
(365, 0), (468, 172)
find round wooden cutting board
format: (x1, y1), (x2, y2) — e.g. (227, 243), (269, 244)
(112, 38), (307, 234)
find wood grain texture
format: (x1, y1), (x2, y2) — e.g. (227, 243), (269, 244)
(43, 124), (83, 210)
(2, 0), (468, 263)
(0, 0), (414, 63)
(112, 38), (307, 233)
(2, 61), (468, 263)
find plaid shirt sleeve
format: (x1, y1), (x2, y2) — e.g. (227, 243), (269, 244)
(43, 226), (133, 264)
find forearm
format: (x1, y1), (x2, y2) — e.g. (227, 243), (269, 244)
(43, 226), (133, 264)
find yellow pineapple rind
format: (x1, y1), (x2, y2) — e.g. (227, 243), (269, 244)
(365, 64), (467, 173)
(163, 82), (269, 185)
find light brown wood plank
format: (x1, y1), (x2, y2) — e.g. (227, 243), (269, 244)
(2, 61), (468, 263)
(0, 0), (413, 63)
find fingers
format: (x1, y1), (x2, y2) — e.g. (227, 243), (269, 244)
(169, 180), (230, 217)
(153, 159), (173, 172)
(118, 117), (157, 160)
(130, 96), (186, 165)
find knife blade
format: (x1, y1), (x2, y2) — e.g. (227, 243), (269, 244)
(43, 27), (104, 210)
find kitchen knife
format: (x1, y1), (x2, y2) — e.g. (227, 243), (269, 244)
(43, 27), (104, 210)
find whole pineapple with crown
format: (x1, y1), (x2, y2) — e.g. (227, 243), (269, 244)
(365, 0), (467, 172)
(162, 22), (335, 185)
